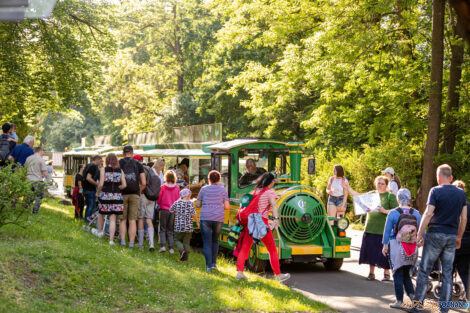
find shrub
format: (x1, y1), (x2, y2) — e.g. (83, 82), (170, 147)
(0, 165), (34, 229)
(302, 139), (423, 222)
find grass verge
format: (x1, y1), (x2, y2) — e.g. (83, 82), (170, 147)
(0, 198), (332, 313)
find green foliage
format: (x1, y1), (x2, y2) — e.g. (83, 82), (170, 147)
(0, 165), (34, 229)
(0, 198), (329, 312)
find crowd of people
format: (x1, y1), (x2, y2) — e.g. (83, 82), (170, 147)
(327, 163), (469, 312)
(2, 123), (469, 305)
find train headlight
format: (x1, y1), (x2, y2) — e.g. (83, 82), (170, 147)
(336, 217), (349, 230)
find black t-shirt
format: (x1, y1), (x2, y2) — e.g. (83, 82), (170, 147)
(119, 157), (144, 195)
(427, 185), (466, 235)
(82, 163), (99, 192)
(75, 173), (83, 188)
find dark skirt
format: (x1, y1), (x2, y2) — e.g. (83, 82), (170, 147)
(359, 232), (390, 269)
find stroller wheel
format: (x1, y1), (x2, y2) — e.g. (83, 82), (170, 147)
(433, 284), (441, 299)
(427, 282), (433, 293)
(452, 282), (462, 297)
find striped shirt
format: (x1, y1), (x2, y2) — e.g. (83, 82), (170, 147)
(197, 184), (228, 222)
(255, 188), (278, 219)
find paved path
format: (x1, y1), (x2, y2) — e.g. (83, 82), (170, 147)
(284, 229), (468, 313)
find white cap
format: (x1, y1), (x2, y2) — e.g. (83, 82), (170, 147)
(381, 167), (395, 175)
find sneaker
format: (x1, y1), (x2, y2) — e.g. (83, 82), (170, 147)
(159, 247), (166, 253)
(180, 250), (188, 261)
(109, 241), (115, 246)
(169, 248), (174, 254)
(211, 266), (218, 271)
(205, 267), (212, 273)
(235, 272), (248, 280)
(389, 301), (403, 309)
(274, 273), (291, 282)
(149, 244), (155, 252)
(382, 274), (391, 282)
(367, 273), (375, 281)
(97, 232), (104, 238)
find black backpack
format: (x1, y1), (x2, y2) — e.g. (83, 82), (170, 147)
(120, 158), (141, 194)
(0, 136), (10, 165)
(143, 165), (161, 200)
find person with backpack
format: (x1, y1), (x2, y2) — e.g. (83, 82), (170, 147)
(135, 155), (161, 251)
(326, 164), (349, 218)
(196, 170), (229, 272)
(10, 136), (34, 167)
(343, 175), (399, 281)
(406, 164), (467, 313)
(381, 167), (401, 195)
(118, 146), (146, 248)
(82, 155), (103, 222)
(157, 170), (180, 253)
(234, 172), (290, 282)
(382, 188), (421, 309)
(0, 123), (14, 166)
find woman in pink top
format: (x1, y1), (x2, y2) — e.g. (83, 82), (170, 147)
(157, 170), (180, 253)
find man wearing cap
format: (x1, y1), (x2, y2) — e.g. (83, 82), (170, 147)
(406, 164), (467, 313)
(133, 154), (159, 251)
(118, 146), (146, 248)
(381, 167), (401, 195)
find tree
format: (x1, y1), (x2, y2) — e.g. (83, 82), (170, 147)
(417, 0), (446, 211)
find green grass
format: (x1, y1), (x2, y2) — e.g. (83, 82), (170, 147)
(0, 198), (332, 313)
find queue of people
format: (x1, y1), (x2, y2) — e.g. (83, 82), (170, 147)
(336, 164), (468, 311)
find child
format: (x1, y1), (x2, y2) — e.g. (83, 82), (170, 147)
(8, 124), (18, 143)
(46, 161), (56, 184)
(175, 169), (188, 189)
(170, 188), (199, 261)
(326, 164), (348, 218)
(382, 188), (421, 309)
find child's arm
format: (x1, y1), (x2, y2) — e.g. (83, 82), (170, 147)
(326, 177), (333, 195)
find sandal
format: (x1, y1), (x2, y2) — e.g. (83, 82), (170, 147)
(381, 274), (391, 281)
(367, 273), (375, 280)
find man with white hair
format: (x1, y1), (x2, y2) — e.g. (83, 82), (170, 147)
(10, 135), (34, 167)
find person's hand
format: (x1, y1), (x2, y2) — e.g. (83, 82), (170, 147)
(378, 206), (387, 214)
(382, 245), (388, 257)
(196, 221), (200, 228)
(366, 208), (371, 213)
(199, 179), (206, 186)
(270, 219), (279, 229)
(417, 234), (424, 248)
(456, 237), (462, 249)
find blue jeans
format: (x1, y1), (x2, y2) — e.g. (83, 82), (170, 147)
(200, 220), (222, 268)
(393, 265), (414, 302)
(83, 190), (96, 221)
(412, 232), (457, 313)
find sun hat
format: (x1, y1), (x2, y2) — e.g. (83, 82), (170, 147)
(381, 167), (395, 175)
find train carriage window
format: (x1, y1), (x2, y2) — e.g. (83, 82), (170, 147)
(238, 151), (268, 188)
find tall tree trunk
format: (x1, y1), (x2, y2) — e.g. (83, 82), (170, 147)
(417, 0), (445, 212)
(441, 9), (464, 154)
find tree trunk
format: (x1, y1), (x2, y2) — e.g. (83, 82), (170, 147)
(441, 9), (464, 155)
(416, 0), (445, 212)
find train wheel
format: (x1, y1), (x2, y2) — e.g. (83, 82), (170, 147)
(324, 258), (343, 271)
(247, 245), (267, 273)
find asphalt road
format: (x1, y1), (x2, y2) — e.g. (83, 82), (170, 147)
(283, 229), (468, 313)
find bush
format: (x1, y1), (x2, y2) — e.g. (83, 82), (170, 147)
(302, 139), (423, 222)
(0, 165), (34, 229)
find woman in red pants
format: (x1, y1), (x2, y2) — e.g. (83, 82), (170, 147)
(235, 172), (290, 282)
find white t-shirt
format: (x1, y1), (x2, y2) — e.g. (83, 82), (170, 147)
(389, 180), (399, 195)
(327, 177), (348, 197)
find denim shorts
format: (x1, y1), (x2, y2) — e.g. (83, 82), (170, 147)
(328, 195), (346, 207)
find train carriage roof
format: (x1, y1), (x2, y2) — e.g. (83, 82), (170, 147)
(207, 139), (289, 152)
(140, 149), (210, 158)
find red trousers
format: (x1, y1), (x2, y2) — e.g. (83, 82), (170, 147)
(236, 225), (281, 275)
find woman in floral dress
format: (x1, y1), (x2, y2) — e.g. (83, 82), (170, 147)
(96, 153), (127, 245)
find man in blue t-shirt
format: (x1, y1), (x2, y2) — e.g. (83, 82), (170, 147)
(407, 164), (467, 313)
(10, 135), (35, 167)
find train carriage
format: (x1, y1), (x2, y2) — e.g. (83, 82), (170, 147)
(205, 139), (351, 271)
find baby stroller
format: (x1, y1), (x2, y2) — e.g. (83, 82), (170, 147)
(411, 259), (465, 300)
(82, 205), (119, 239)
